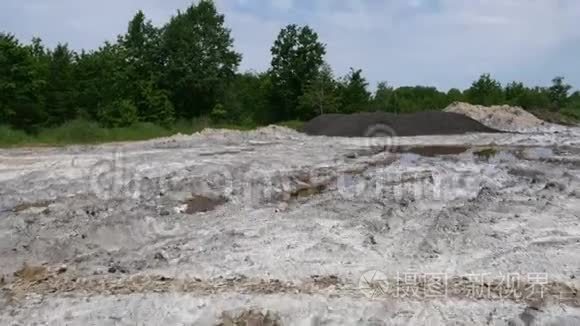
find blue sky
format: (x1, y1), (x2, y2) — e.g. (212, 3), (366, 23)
(1, 0), (579, 90)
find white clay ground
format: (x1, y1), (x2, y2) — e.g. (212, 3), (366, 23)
(0, 125), (579, 325)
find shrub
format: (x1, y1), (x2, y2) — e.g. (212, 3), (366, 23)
(97, 99), (138, 128)
(210, 104), (228, 123)
(474, 148), (499, 160)
(562, 108), (580, 121)
(137, 82), (175, 126)
(106, 122), (170, 142)
(37, 119), (104, 144)
(0, 125), (32, 146)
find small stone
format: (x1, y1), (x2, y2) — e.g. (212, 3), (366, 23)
(364, 234), (377, 246)
(275, 202), (289, 213)
(107, 264), (128, 274)
(57, 265), (67, 274)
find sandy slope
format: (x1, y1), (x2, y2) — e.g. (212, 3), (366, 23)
(0, 126), (579, 325)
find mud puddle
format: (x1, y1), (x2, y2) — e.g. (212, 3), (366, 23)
(183, 195), (228, 214)
(394, 145), (470, 157)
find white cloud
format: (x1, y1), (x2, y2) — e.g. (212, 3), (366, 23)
(217, 0), (580, 89)
(270, 0), (295, 12)
(2, 0), (579, 89)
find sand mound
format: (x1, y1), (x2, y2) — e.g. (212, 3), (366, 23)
(301, 111), (500, 137)
(444, 102), (545, 131)
(151, 125), (302, 148)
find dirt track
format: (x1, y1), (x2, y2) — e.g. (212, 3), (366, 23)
(1, 125), (580, 325)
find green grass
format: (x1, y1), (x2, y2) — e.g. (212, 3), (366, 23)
(0, 125), (33, 146)
(277, 120), (304, 131)
(529, 108), (580, 126)
(0, 118), (294, 148)
(562, 108), (580, 122)
(171, 117), (211, 135)
(30, 120), (169, 145)
(474, 148), (499, 160)
(36, 119), (107, 144)
(1, 120), (190, 147)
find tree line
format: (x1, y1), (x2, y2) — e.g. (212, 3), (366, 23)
(1, 0), (579, 134)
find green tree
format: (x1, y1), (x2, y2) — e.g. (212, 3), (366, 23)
(161, 0), (241, 118)
(567, 91), (580, 110)
(218, 72), (267, 123)
(372, 82), (394, 112)
(504, 81), (527, 107)
(337, 68), (370, 113)
(520, 87), (551, 110)
(390, 86), (447, 112)
(135, 80), (175, 126)
(0, 33), (47, 131)
(565, 91), (580, 120)
(269, 24), (326, 121)
(120, 11), (174, 124)
(45, 43), (76, 125)
(298, 63), (339, 118)
(98, 99), (138, 127)
(121, 11), (160, 64)
(387, 92), (401, 114)
(465, 73), (504, 106)
(209, 103), (227, 123)
(224, 72), (273, 124)
(446, 88), (464, 104)
(548, 76), (572, 111)
(73, 43), (129, 121)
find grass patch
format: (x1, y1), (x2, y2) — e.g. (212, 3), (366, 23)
(0, 117), (269, 148)
(277, 120), (304, 131)
(0, 125), (33, 147)
(529, 108), (580, 126)
(1, 118), (309, 148)
(474, 148), (499, 160)
(171, 117), (211, 135)
(562, 108), (580, 122)
(35, 120), (178, 145)
(36, 119), (106, 144)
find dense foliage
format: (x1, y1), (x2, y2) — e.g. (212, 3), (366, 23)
(1, 0), (579, 138)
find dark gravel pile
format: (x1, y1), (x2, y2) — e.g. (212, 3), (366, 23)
(301, 111), (501, 137)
